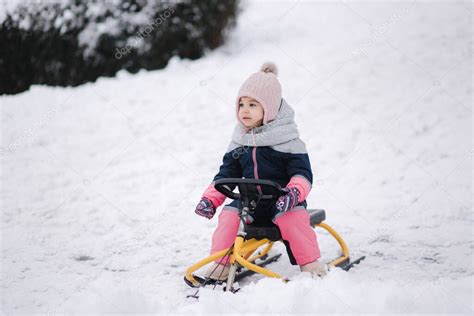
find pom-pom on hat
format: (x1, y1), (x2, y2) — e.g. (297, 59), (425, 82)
(236, 62), (282, 125)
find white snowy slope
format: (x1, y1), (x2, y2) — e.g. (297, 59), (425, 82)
(1, 0), (472, 314)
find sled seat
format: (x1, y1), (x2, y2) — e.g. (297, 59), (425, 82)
(245, 209), (326, 241)
(308, 208), (326, 226)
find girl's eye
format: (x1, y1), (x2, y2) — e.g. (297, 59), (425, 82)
(239, 103), (244, 107)
(250, 103), (256, 107)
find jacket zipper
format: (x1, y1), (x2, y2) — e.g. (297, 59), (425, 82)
(252, 147), (262, 193)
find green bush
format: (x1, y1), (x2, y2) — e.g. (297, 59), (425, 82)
(0, 0), (239, 95)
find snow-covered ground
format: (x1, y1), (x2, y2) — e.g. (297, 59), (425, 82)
(1, 1), (472, 314)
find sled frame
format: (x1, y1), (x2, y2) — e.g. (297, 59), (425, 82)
(184, 222), (350, 288)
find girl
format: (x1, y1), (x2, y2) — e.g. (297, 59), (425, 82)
(195, 62), (327, 280)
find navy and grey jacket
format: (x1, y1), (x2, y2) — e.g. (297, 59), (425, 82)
(208, 99), (313, 218)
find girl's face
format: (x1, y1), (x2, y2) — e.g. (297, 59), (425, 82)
(238, 97), (264, 128)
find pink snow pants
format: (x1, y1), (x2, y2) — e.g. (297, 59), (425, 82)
(210, 207), (321, 266)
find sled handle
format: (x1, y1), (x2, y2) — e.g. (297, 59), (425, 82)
(214, 178), (285, 200)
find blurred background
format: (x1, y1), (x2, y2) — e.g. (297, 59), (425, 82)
(0, 0), (238, 94)
(1, 0), (472, 314)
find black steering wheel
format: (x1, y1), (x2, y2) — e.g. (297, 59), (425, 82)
(214, 178), (286, 201)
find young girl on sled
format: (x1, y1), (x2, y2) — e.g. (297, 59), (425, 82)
(194, 62), (327, 280)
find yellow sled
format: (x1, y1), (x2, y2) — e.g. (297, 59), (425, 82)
(184, 178), (364, 292)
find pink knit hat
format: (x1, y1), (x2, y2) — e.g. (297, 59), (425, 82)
(236, 62), (282, 125)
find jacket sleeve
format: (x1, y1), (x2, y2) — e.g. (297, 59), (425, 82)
(286, 153), (313, 201)
(213, 150), (243, 181)
(202, 150), (242, 208)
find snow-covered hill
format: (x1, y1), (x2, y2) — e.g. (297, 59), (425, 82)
(1, 1), (472, 314)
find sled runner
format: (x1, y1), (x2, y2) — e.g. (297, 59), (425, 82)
(184, 178), (365, 292)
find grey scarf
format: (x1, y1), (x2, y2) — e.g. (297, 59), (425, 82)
(227, 99), (307, 154)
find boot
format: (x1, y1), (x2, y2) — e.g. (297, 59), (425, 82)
(203, 262), (230, 281)
(300, 260), (328, 278)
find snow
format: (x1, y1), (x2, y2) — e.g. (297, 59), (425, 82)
(0, 0), (23, 23)
(77, 1), (156, 56)
(78, 17), (122, 56)
(1, 0), (472, 314)
(1, 1), (178, 56)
